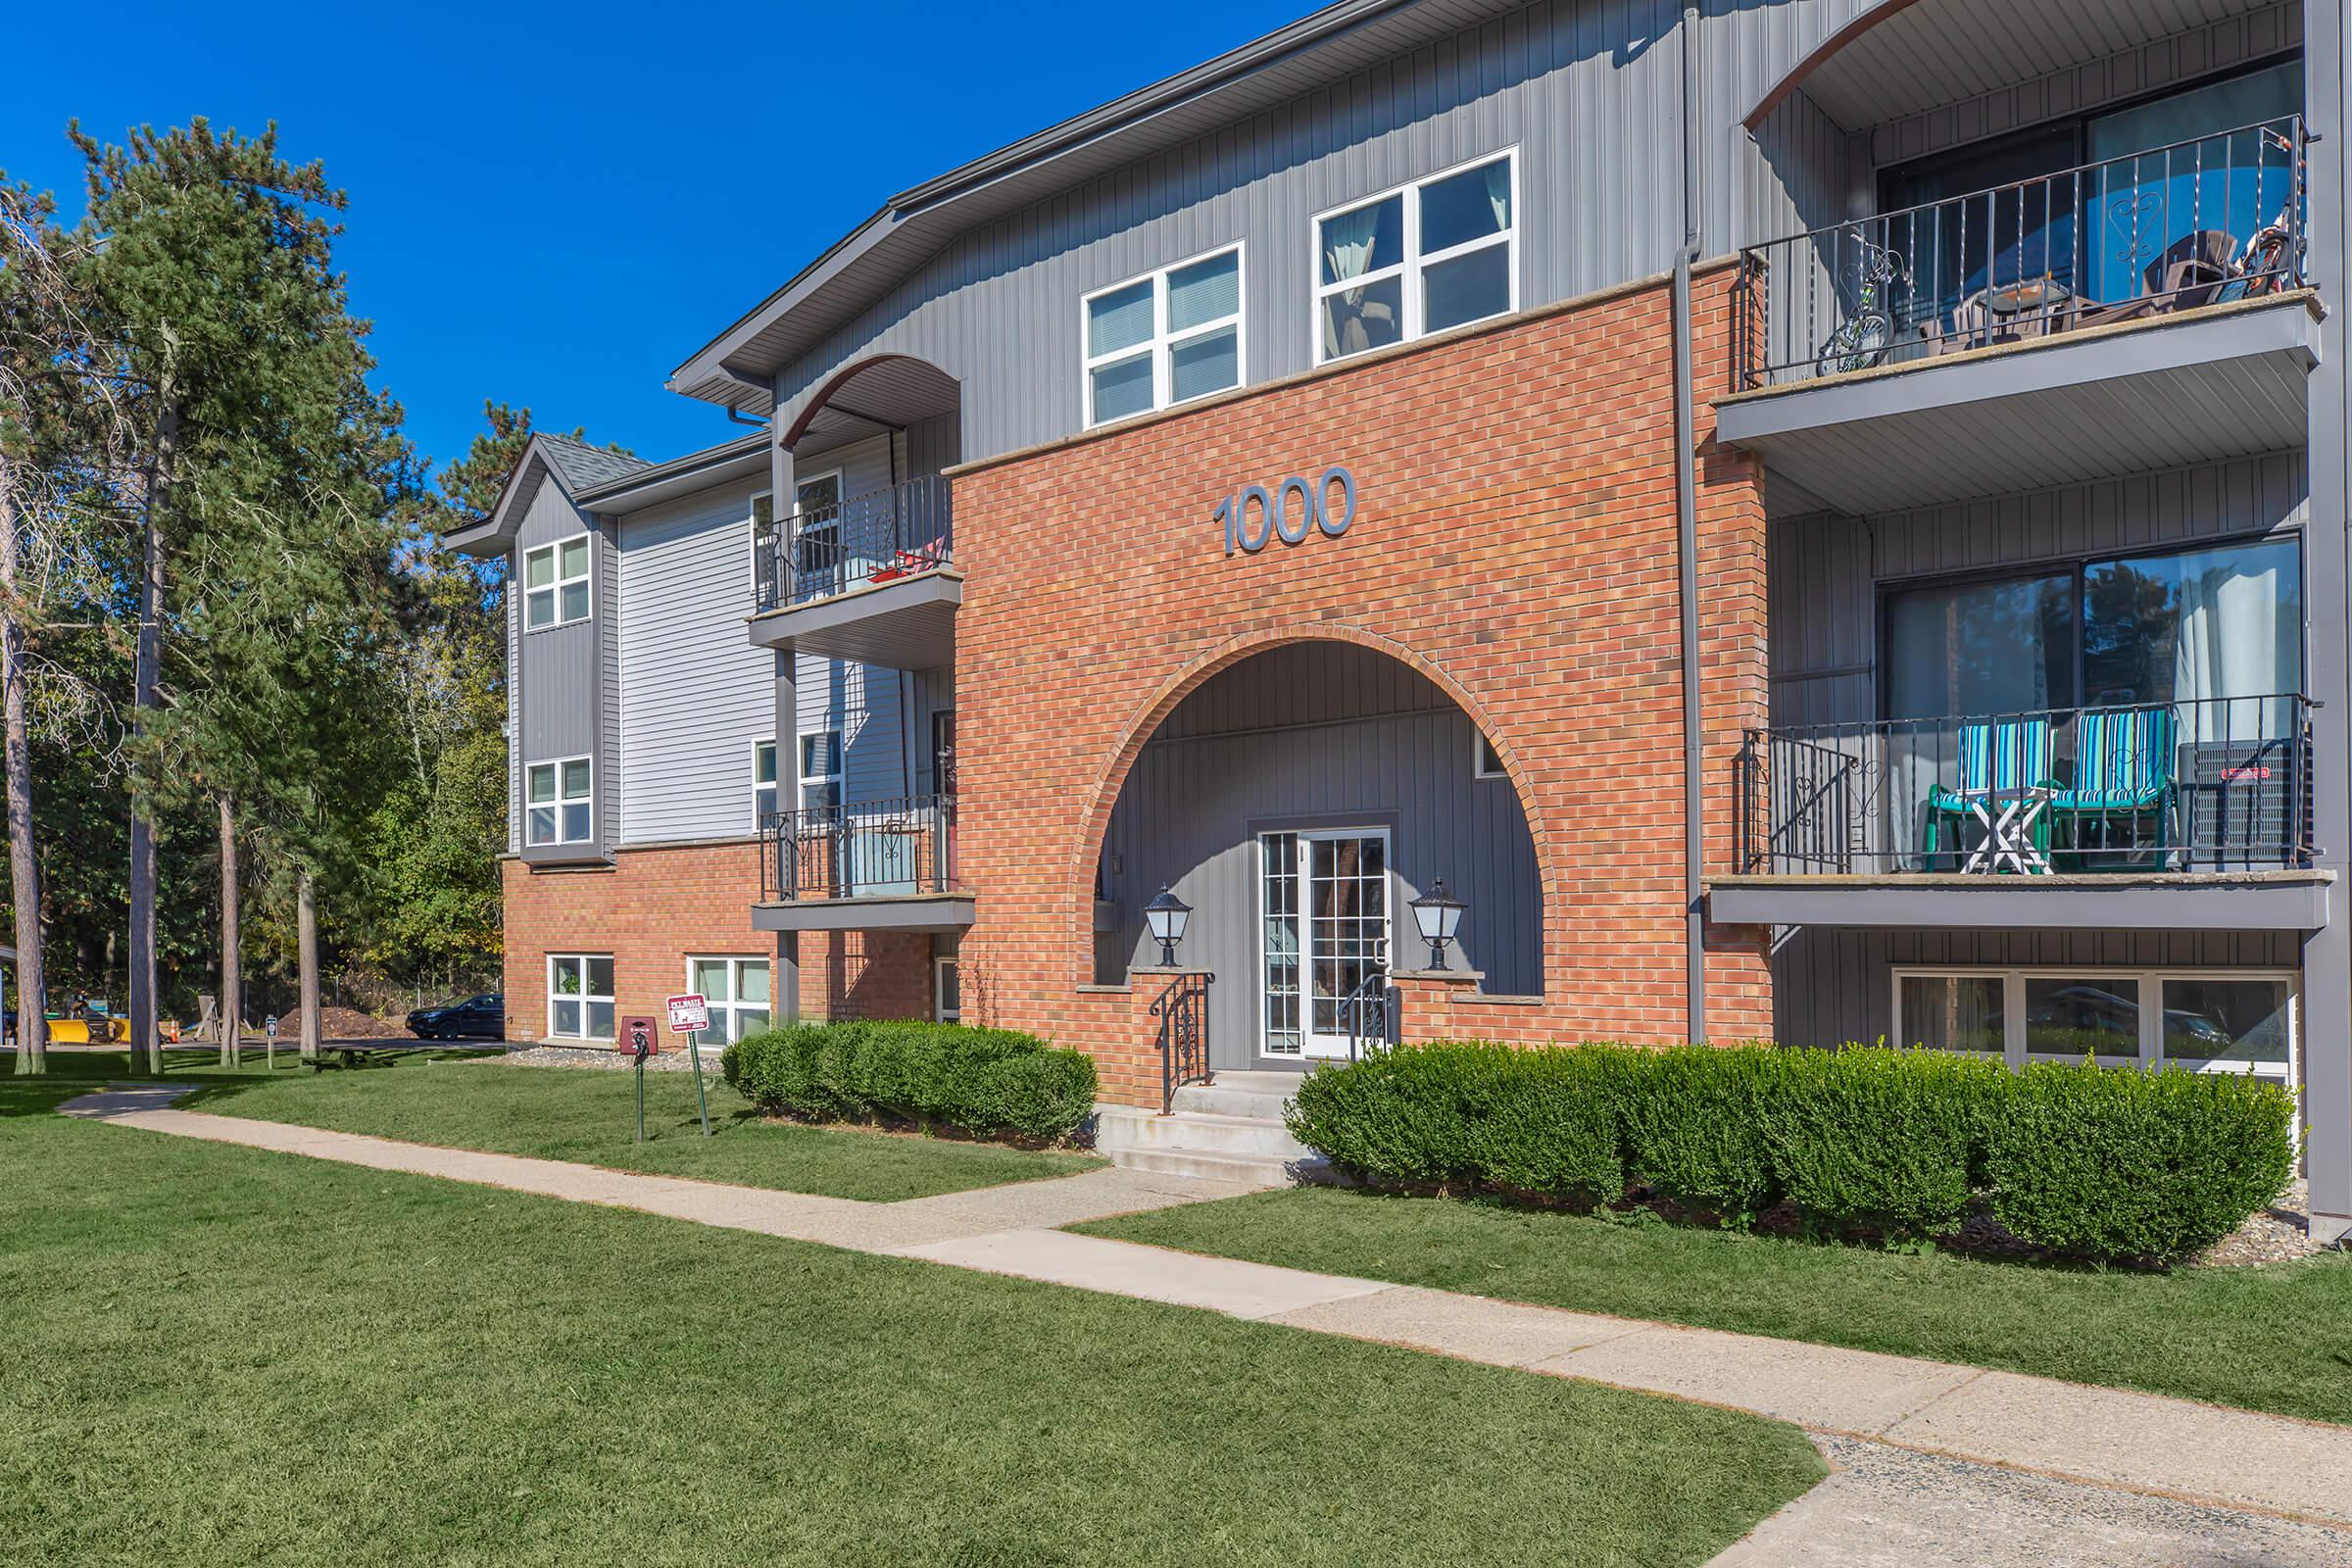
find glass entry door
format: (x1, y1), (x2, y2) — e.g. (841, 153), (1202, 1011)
(1260, 829), (1392, 1060)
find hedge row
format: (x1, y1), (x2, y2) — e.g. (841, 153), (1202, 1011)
(721, 1021), (1097, 1145)
(1287, 1043), (2295, 1266)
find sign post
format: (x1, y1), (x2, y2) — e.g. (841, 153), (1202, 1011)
(264, 1013), (278, 1073)
(666, 994), (712, 1137)
(622, 1016), (659, 1142)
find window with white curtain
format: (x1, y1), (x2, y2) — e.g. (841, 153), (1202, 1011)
(522, 536), (591, 630)
(1316, 152), (1517, 364)
(1082, 246), (1244, 426)
(525, 757), (593, 846)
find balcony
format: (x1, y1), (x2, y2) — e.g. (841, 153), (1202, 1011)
(1718, 116), (2319, 514)
(753, 794), (973, 934)
(748, 474), (958, 669)
(1714, 695), (2329, 932)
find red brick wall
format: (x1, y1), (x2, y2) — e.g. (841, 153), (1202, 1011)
(499, 843), (934, 1044)
(950, 266), (1772, 1103)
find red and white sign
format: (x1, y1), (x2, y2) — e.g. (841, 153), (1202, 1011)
(665, 994), (710, 1035)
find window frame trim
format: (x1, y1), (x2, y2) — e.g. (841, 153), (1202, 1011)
(1310, 146), (1522, 368)
(1079, 241), (1249, 429)
(934, 953), (960, 1024)
(800, 723), (844, 813)
(753, 736), (779, 829)
(1889, 963), (2300, 1082)
(520, 533), (594, 632)
(545, 952), (615, 1042)
(523, 754), (595, 847)
(684, 954), (772, 1048)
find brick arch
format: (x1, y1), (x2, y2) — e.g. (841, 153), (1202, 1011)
(1065, 622), (1559, 987)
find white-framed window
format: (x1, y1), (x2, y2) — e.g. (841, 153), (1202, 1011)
(687, 956), (772, 1048)
(547, 954), (614, 1041)
(793, 470), (844, 583)
(802, 728), (842, 812)
(1082, 245), (1245, 426)
(1315, 151), (1518, 365)
(935, 954), (960, 1024)
(754, 738), (779, 826)
(749, 490), (777, 593)
(1892, 966), (2297, 1085)
(522, 535), (592, 630)
(1473, 731), (1505, 780)
(524, 757), (593, 847)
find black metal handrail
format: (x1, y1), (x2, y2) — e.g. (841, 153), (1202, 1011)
(759, 793), (958, 901)
(1152, 971), (1214, 1112)
(1735, 694), (2316, 876)
(1343, 969), (1399, 1061)
(1736, 115), (2307, 390)
(753, 474), (953, 612)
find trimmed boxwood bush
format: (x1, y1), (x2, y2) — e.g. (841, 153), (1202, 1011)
(1615, 1046), (1782, 1224)
(721, 1020), (1096, 1145)
(1984, 1059), (2296, 1266)
(1286, 1039), (2294, 1264)
(1286, 1042), (1622, 1203)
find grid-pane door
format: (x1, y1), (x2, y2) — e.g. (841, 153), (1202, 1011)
(1302, 830), (1391, 1059)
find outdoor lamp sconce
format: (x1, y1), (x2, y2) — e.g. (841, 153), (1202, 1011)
(1144, 884), (1192, 968)
(1410, 879), (1465, 970)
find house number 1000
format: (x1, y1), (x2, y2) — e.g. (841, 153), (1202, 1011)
(1216, 466), (1358, 556)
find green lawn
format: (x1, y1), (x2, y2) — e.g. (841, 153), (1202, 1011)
(172, 1050), (1103, 1201)
(1075, 1187), (2352, 1427)
(2, 1058), (1820, 1567)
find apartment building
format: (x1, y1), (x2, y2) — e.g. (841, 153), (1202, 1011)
(449, 0), (2352, 1239)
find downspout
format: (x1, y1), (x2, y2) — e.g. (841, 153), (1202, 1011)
(1675, 0), (1706, 1045)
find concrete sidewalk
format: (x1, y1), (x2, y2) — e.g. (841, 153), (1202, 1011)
(62, 1083), (2352, 1545)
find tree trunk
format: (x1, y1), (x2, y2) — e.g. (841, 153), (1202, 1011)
(297, 872), (320, 1061)
(0, 447), (47, 1075)
(125, 395), (178, 1076)
(217, 796), (239, 1068)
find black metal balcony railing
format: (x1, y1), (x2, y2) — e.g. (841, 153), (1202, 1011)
(753, 474), (953, 612)
(1735, 115), (2307, 391)
(1735, 695), (2315, 876)
(760, 794), (958, 901)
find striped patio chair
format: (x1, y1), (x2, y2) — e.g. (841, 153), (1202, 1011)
(2049, 706), (2177, 866)
(1922, 716), (2055, 866)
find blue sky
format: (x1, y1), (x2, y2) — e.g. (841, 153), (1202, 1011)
(2, 0), (1298, 491)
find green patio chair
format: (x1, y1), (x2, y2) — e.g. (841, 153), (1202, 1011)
(2049, 706), (2177, 866)
(1922, 716), (2056, 868)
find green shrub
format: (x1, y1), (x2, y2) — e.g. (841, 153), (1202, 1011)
(1984, 1060), (2296, 1266)
(1753, 1048), (2002, 1241)
(1285, 1040), (2284, 1265)
(1615, 1046), (1782, 1223)
(1285, 1043), (1622, 1203)
(722, 1021), (1096, 1145)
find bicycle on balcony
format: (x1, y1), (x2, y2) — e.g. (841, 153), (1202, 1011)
(1815, 229), (1909, 379)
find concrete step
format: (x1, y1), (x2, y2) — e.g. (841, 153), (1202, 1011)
(1096, 1104), (1310, 1160)
(1171, 1075), (1299, 1121)
(1102, 1143), (1323, 1188)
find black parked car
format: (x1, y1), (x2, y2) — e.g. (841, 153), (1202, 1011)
(407, 993), (504, 1041)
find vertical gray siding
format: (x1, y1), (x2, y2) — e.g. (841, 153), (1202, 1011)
(514, 472), (604, 852)
(768, 0), (1873, 464)
(1776, 927), (2303, 1047)
(1100, 642), (1542, 1069)
(615, 478), (772, 843)
(1771, 452), (2310, 729)
(1864, 2), (2301, 170)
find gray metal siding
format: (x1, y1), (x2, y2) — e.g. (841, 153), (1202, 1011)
(615, 478), (772, 843)
(1099, 642), (1542, 1068)
(1775, 927), (2302, 1047)
(1770, 451), (2310, 728)
(769, 0), (1866, 464)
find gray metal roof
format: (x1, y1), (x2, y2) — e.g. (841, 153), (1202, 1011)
(536, 434), (654, 493)
(668, 0), (1524, 411)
